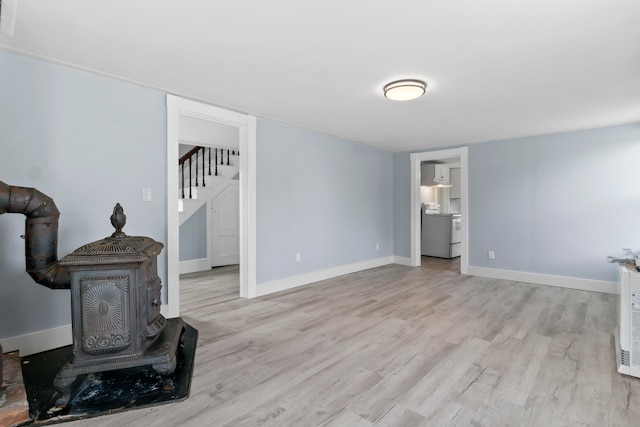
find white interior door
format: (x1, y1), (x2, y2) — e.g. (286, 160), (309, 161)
(210, 183), (239, 267)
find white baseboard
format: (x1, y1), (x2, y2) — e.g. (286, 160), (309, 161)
(4, 263), (611, 357)
(179, 258), (210, 275)
(466, 265), (617, 294)
(393, 256), (412, 266)
(1, 324), (72, 357)
(160, 303), (170, 318)
(256, 256), (395, 297)
(3, 306), (177, 357)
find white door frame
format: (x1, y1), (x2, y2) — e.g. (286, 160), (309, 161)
(409, 147), (468, 273)
(165, 95), (257, 318)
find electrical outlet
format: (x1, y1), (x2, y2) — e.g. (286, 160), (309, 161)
(488, 250), (495, 260)
(296, 252), (301, 262)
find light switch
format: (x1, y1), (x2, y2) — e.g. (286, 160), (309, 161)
(142, 187), (152, 202)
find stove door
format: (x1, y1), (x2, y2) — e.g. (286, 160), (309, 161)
(79, 274), (131, 356)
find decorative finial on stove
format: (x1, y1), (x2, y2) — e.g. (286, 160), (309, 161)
(110, 203), (127, 237)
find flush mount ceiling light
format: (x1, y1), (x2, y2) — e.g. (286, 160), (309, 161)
(383, 79), (426, 101)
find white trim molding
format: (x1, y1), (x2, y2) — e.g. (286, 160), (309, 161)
(1, 324), (72, 357)
(166, 95), (257, 318)
(256, 257), (395, 297)
(409, 148), (468, 274)
(467, 265), (617, 295)
(179, 258), (210, 275)
(393, 256), (412, 266)
(242, 116), (258, 298)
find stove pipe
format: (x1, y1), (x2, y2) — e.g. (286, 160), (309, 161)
(0, 180), (70, 289)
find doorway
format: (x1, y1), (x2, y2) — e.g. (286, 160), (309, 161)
(165, 95), (257, 319)
(178, 136), (240, 274)
(409, 148), (468, 274)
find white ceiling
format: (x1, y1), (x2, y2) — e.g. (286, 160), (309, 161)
(179, 115), (239, 149)
(1, 0), (639, 152)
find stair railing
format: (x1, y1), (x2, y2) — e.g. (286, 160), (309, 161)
(179, 146), (239, 199)
(179, 146), (202, 199)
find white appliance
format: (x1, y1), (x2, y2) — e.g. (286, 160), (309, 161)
(421, 213), (461, 258)
(615, 262), (640, 377)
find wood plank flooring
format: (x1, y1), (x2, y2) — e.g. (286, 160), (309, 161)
(65, 263), (640, 426)
(421, 256), (460, 273)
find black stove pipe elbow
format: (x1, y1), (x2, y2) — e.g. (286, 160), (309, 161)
(0, 180), (70, 289)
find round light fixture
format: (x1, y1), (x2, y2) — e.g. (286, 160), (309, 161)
(383, 79), (426, 101)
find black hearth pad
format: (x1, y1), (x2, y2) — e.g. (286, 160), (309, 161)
(19, 319), (198, 425)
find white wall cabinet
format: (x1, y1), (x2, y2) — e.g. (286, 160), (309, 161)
(421, 163), (449, 185)
(450, 167), (461, 198)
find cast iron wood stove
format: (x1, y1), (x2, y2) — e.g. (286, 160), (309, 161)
(0, 180), (188, 410)
(53, 204), (184, 406)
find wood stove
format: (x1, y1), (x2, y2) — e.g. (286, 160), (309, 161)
(1, 181), (192, 412)
(51, 204), (184, 406)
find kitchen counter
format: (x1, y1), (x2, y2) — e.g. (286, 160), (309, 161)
(421, 212), (461, 258)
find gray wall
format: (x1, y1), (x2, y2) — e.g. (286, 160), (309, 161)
(393, 152), (411, 259)
(0, 51), (167, 340)
(393, 123), (640, 282)
(467, 124), (640, 282)
(256, 119), (394, 284)
(5, 47), (638, 346)
(179, 204), (207, 260)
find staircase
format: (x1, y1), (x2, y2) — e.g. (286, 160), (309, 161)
(179, 146), (239, 226)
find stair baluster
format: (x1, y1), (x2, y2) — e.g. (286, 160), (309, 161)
(178, 145), (239, 203)
(181, 162), (185, 199)
(188, 156), (193, 198)
(201, 147), (206, 187)
(195, 149), (199, 188)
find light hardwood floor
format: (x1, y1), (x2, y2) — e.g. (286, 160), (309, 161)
(67, 264), (640, 426)
(421, 256), (460, 273)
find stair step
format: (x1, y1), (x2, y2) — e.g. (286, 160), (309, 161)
(180, 186), (200, 200)
(179, 175), (236, 195)
(179, 176), (237, 198)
